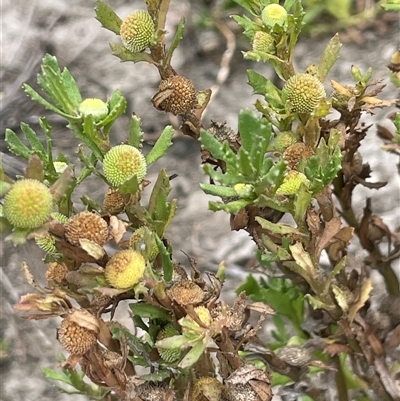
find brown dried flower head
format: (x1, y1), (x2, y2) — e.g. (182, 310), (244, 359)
(152, 75), (197, 115)
(65, 211), (108, 247)
(166, 280), (204, 306)
(103, 188), (125, 215)
(58, 310), (98, 355)
(45, 262), (69, 285)
(283, 142), (314, 169)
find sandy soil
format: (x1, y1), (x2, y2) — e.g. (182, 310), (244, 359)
(1, 1), (399, 400)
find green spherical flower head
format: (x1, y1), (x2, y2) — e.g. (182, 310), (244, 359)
(103, 144), (147, 187)
(120, 10), (155, 53)
(252, 31), (275, 53)
(156, 324), (182, 363)
(78, 98), (108, 121)
(4, 179), (53, 229)
(261, 4), (288, 28)
(105, 249), (146, 289)
(276, 171), (310, 195)
(274, 131), (300, 152)
(284, 73), (326, 114)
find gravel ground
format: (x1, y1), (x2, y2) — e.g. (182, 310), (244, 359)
(1, 1), (399, 400)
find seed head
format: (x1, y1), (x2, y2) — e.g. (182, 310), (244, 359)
(58, 312), (97, 355)
(105, 249), (146, 289)
(276, 170), (310, 195)
(274, 131), (300, 152)
(283, 142), (314, 169)
(45, 262), (69, 285)
(252, 31), (275, 53)
(120, 10), (155, 53)
(103, 188), (125, 215)
(78, 98), (108, 121)
(153, 76), (197, 115)
(4, 179), (53, 229)
(261, 4), (288, 28)
(284, 73), (326, 113)
(166, 280), (204, 306)
(103, 144), (147, 187)
(65, 211), (108, 246)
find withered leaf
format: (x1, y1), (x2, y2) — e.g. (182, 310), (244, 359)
(109, 215), (128, 244)
(315, 216), (342, 260)
(324, 343), (352, 356)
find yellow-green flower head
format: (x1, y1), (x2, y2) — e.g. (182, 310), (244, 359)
(78, 98), (108, 122)
(4, 179), (53, 229)
(120, 10), (155, 53)
(261, 4), (288, 28)
(105, 249), (146, 289)
(284, 73), (326, 114)
(103, 144), (147, 187)
(276, 170), (310, 195)
(252, 31), (275, 53)
(274, 131), (300, 152)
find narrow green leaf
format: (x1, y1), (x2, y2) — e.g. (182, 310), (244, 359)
(317, 33), (341, 82)
(178, 340), (206, 369)
(118, 174), (140, 194)
(41, 63), (76, 115)
(145, 126), (174, 165)
(208, 199), (250, 213)
(200, 129), (236, 162)
(155, 235), (174, 282)
(20, 123), (46, 156)
(61, 67), (82, 107)
(99, 90), (126, 128)
(231, 0), (262, 15)
(5, 129), (31, 159)
(255, 216), (308, 239)
(23, 84), (73, 119)
(231, 15), (260, 39)
(95, 0), (122, 34)
(200, 183), (238, 198)
(109, 43), (155, 63)
(247, 69), (269, 96)
(129, 302), (171, 321)
(165, 17), (185, 66)
(128, 114), (144, 149)
(148, 169), (171, 217)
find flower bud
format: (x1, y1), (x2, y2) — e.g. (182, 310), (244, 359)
(78, 98), (108, 121)
(261, 4), (288, 28)
(120, 10), (155, 52)
(103, 144), (147, 187)
(284, 73), (326, 114)
(276, 170), (310, 195)
(4, 179), (53, 229)
(105, 249), (146, 289)
(274, 131), (300, 152)
(65, 211), (108, 246)
(252, 31), (275, 53)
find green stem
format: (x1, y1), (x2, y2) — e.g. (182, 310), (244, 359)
(335, 355), (349, 401)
